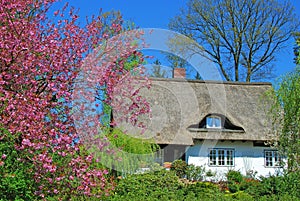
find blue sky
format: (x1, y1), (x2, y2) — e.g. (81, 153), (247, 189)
(52, 0), (300, 81)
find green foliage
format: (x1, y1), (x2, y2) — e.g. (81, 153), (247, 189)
(122, 51), (145, 72)
(258, 194), (300, 201)
(102, 170), (227, 201)
(92, 128), (159, 176)
(225, 191), (254, 201)
(105, 170), (183, 200)
(76, 169), (300, 201)
(184, 181), (221, 199)
(205, 169), (216, 177)
(224, 170), (300, 200)
(226, 170), (243, 183)
(0, 128), (36, 200)
(1, 127), (299, 201)
(0, 127), (114, 200)
(186, 164), (205, 181)
(269, 66), (300, 172)
(148, 162), (163, 172)
(227, 181), (239, 193)
(294, 32), (300, 64)
(247, 171), (300, 199)
(239, 178), (260, 192)
(107, 128), (159, 155)
(170, 159), (187, 178)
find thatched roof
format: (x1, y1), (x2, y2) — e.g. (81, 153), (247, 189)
(115, 78), (274, 145)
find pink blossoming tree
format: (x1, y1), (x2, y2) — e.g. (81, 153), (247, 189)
(0, 0), (149, 199)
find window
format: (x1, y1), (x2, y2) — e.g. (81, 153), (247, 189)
(206, 116), (221, 128)
(209, 148), (234, 166)
(264, 150), (282, 167)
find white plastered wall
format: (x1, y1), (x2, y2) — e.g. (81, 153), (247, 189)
(186, 140), (285, 180)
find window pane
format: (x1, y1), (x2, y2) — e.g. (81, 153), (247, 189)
(226, 150), (233, 166)
(265, 151), (273, 167)
(274, 151), (281, 166)
(209, 150), (216, 165)
(207, 117), (213, 128)
(218, 150), (225, 165)
(214, 118), (221, 128)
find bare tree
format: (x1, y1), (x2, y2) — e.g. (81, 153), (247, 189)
(164, 53), (189, 69)
(169, 0), (299, 82)
(150, 59), (167, 78)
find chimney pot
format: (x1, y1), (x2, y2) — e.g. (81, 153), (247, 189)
(173, 68), (186, 78)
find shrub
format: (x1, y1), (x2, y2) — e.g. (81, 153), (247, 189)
(279, 171), (300, 198)
(226, 170), (244, 193)
(226, 170), (243, 183)
(171, 159), (187, 178)
(227, 181), (239, 193)
(205, 169), (216, 177)
(227, 191), (254, 201)
(184, 181), (222, 199)
(105, 170), (183, 200)
(0, 128), (36, 200)
(239, 178), (260, 191)
(95, 128), (160, 177)
(149, 162), (163, 172)
(186, 164), (205, 181)
(0, 127), (115, 200)
(257, 194), (300, 201)
(102, 169), (300, 201)
(246, 171), (300, 199)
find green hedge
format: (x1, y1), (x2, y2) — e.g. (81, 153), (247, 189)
(100, 169), (300, 201)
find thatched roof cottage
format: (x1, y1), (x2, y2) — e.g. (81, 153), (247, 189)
(115, 69), (282, 178)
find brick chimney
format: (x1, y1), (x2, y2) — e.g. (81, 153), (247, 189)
(173, 68), (186, 79)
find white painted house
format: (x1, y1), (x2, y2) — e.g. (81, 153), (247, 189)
(115, 69), (284, 179)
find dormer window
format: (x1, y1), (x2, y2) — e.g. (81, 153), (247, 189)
(187, 113), (244, 132)
(206, 115), (221, 128)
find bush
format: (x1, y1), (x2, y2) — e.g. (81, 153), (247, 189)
(99, 170), (299, 201)
(105, 170), (183, 200)
(226, 170), (243, 183)
(95, 128), (160, 177)
(205, 169), (216, 177)
(0, 128), (36, 200)
(279, 171), (300, 198)
(227, 181), (239, 193)
(184, 181), (221, 198)
(0, 127), (115, 200)
(246, 171), (300, 199)
(239, 178), (260, 191)
(186, 164), (205, 181)
(226, 170), (243, 193)
(171, 159), (187, 178)
(258, 194), (300, 201)
(226, 191), (254, 201)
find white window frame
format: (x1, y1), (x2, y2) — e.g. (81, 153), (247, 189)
(208, 148), (234, 167)
(206, 116), (222, 128)
(264, 150), (282, 167)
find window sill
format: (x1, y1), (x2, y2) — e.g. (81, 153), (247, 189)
(188, 128), (245, 133)
(264, 166), (283, 168)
